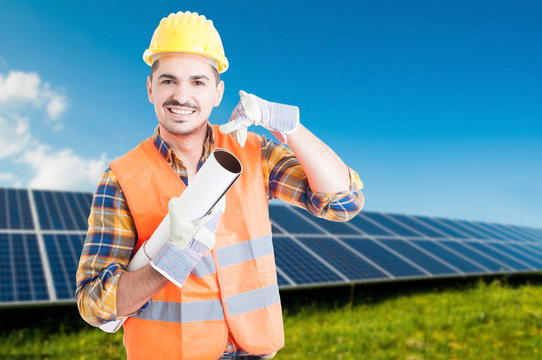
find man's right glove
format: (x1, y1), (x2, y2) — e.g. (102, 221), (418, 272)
(219, 90), (300, 147)
(149, 197), (224, 288)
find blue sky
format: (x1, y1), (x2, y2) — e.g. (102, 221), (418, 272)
(0, 0), (540, 228)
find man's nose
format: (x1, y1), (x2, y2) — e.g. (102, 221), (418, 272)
(173, 81), (193, 103)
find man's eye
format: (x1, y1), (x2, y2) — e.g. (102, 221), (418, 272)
(194, 81), (205, 86)
(161, 80), (174, 84)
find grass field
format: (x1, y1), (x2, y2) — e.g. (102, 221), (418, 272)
(1, 276), (541, 359)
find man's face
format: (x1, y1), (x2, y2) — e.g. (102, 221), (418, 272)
(147, 54), (224, 136)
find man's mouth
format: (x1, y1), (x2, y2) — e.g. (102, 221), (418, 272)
(170, 108), (195, 115)
(166, 107), (196, 118)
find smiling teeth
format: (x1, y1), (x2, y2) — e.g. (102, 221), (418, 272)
(171, 109), (193, 115)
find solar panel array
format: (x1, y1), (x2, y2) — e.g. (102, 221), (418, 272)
(1, 187), (542, 306)
(0, 188), (91, 305)
(271, 206), (542, 289)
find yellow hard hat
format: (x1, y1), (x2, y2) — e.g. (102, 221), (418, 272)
(143, 11), (229, 73)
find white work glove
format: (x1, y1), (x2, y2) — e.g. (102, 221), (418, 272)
(150, 197), (225, 288)
(219, 90), (300, 147)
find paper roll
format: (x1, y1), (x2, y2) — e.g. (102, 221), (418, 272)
(99, 148), (242, 333)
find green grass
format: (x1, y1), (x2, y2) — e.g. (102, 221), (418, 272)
(2, 277), (542, 359)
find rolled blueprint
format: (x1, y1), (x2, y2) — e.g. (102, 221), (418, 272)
(99, 148), (242, 333)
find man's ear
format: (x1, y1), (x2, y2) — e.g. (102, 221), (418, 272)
(214, 80), (225, 107)
(147, 76), (154, 103)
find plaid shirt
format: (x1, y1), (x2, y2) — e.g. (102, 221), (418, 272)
(76, 124), (363, 357)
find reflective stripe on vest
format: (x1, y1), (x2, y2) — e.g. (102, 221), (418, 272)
(192, 234), (274, 278)
(136, 283), (280, 323)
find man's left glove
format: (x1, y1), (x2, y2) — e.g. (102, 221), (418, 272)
(149, 197), (224, 288)
(219, 90), (300, 147)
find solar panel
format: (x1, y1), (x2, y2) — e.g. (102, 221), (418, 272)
(43, 234), (85, 300)
(296, 237), (388, 281)
(465, 242), (531, 271)
(361, 213), (423, 237)
(346, 213), (394, 236)
(269, 206), (324, 235)
(0, 233), (48, 302)
(272, 236), (343, 285)
(0, 188), (34, 230)
(521, 243), (542, 258)
(416, 216), (468, 239)
(484, 223), (531, 242)
(288, 207), (361, 235)
(514, 226), (542, 242)
(409, 240), (487, 274)
(439, 241), (511, 272)
(456, 220), (506, 241)
(341, 237), (425, 278)
(1, 186), (542, 307)
(386, 214), (447, 239)
(490, 242), (542, 268)
(33, 190), (90, 231)
(378, 239), (460, 276)
(435, 218), (484, 239)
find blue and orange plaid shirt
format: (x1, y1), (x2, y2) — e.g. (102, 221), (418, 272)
(76, 124), (363, 357)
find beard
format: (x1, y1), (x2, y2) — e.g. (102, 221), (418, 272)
(159, 117), (208, 137)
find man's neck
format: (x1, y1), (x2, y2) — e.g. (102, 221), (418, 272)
(159, 123), (208, 180)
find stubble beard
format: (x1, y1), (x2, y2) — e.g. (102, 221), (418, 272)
(160, 117), (208, 137)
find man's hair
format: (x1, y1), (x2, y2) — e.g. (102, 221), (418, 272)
(150, 58), (220, 85)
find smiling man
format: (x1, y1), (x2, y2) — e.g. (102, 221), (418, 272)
(76, 11), (364, 360)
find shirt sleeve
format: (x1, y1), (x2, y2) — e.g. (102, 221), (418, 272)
(75, 168), (143, 327)
(261, 135), (364, 222)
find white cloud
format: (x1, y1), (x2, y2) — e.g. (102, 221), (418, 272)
(46, 94), (67, 120)
(0, 173), (15, 182)
(0, 68), (108, 191)
(0, 70), (67, 121)
(0, 114), (31, 158)
(20, 144), (108, 191)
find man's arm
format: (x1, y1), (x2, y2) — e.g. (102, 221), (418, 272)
(221, 91), (363, 220)
(116, 264), (168, 316)
(76, 169), (167, 326)
(285, 123), (350, 194)
(262, 135), (363, 221)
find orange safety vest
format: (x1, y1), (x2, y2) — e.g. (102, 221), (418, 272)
(109, 125), (284, 360)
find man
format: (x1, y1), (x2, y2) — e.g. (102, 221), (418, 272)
(76, 11), (363, 360)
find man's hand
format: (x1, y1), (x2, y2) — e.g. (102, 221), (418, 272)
(149, 197), (225, 288)
(219, 90), (300, 146)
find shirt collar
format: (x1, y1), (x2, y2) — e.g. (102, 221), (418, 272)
(152, 123), (215, 165)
